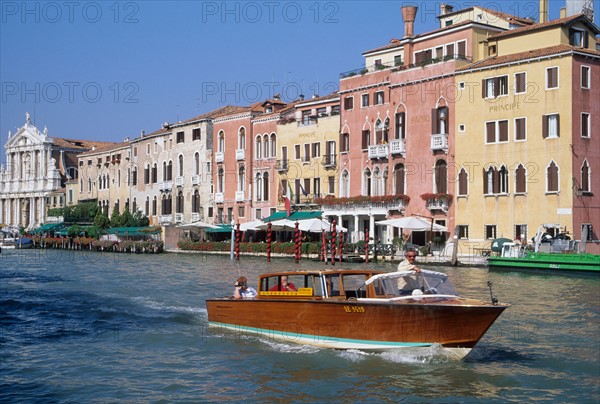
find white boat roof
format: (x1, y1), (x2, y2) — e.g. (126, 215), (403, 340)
(364, 269), (448, 285)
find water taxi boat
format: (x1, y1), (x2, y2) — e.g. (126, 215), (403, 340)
(206, 269), (509, 360)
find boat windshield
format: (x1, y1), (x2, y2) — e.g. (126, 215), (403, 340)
(361, 269), (457, 297)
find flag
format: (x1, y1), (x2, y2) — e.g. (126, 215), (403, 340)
(298, 181), (308, 196)
(285, 182), (294, 216)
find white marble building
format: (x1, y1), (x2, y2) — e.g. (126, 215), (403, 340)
(0, 113), (113, 229)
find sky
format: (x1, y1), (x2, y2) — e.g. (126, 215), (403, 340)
(1, 0), (598, 164)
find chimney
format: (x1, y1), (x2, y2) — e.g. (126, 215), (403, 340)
(401, 5), (418, 38)
(539, 0), (548, 23)
(140, 130), (145, 137)
(440, 3), (454, 15)
(299, 94), (305, 101)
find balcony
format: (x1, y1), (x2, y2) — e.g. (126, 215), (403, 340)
(215, 151), (224, 163)
(236, 149), (245, 161)
(322, 154), (336, 168)
(158, 215), (172, 224)
(390, 139), (406, 155)
(215, 192), (224, 204)
(158, 181), (173, 192)
(191, 175), (200, 186)
(235, 191), (245, 202)
(276, 160), (289, 172)
(431, 133), (448, 152)
(368, 144), (389, 159)
(175, 213), (184, 223)
(422, 193), (452, 213)
(191, 212), (204, 222)
(316, 195), (409, 214)
(175, 176), (184, 187)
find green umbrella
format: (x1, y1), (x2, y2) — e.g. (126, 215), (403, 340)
(491, 238), (513, 252)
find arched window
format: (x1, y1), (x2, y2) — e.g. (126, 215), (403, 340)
(394, 164), (405, 195)
(382, 168), (388, 195)
(373, 167), (381, 195)
(256, 173), (263, 201)
(80, 177), (83, 192)
(263, 172), (269, 201)
(255, 136), (262, 159)
(178, 155), (184, 177)
(194, 152), (200, 175)
(176, 191), (184, 214)
(145, 196), (150, 216)
(341, 170), (350, 197)
(192, 190), (200, 213)
(434, 160), (448, 194)
(152, 196), (157, 216)
(238, 127), (246, 150)
(270, 133), (277, 157)
(515, 164), (527, 194)
(217, 168), (224, 193)
(581, 159), (590, 193)
(546, 161), (559, 193)
(263, 135), (269, 158)
(167, 161), (173, 181)
(484, 167), (495, 195)
(375, 119), (384, 144)
(363, 168), (372, 196)
(458, 168), (468, 196)
(499, 165), (509, 194)
(218, 131), (225, 152)
(152, 163), (157, 183)
(163, 161), (167, 181)
(238, 166), (245, 192)
(88, 177), (91, 192)
(395, 107), (406, 140)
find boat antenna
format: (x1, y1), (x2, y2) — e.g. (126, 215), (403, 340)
(487, 281), (498, 306)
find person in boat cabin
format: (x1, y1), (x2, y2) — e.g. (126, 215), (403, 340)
(396, 249), (423, 295)
(233, 276), (257, 299)
(269, 275), (297, 291)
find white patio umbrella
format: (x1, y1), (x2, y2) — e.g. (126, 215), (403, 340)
(375, 216), (447, 231)
(256, 219), (297, 231)
(297, 218), (348, 233)
(238, 220), (264, 231)
(177, 220), (219, 229)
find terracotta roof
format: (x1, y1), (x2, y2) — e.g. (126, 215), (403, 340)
(52, 137), (118, 150)
(489, 14), (600, 39)
(477, 6), (534, 27)
(439, 6), (533, 27)
(179, 105), (250, 125)
(363, 20), (474, 55)
(458, 44), (600, 71)
(77, 141), (129, 157)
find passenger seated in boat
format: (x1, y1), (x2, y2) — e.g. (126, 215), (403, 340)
(397, 249), (422, 295)
(233, 276), (257, 299)
(269, 275), (297, 291)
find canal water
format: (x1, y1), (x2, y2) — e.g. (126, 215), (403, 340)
(1, 249), (598, 402)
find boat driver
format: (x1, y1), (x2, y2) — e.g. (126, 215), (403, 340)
(396, 249), (422, 295)
(233, 276), (257, 299)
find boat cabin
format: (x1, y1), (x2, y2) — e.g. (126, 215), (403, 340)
(256, 270), (457, 300)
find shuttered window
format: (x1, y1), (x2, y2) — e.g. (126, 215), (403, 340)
(515, 118), (526, 141)
(362, 130), (370, 149)
(546, 162), (559, 193)
(458, 168), (468, 196)
(515, 164), (526, 194)
(543, 114), (560, 138)
(515, 72), (526, 94)
(546, 67), (559, 89)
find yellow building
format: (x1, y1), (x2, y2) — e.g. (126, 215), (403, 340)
(77, 141), (133, 217)
(275, 94), (340, 213)
(454, 14), (600, 253)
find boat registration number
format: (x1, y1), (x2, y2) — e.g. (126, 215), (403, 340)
(343, 306), (365, 313)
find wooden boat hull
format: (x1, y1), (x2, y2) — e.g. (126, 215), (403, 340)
(206, 297), (507, 358)
(488, 252), (600, 272)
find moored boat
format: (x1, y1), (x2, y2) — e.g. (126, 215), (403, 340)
(487, 224), (600, 273)
(206, 269), (509, 360)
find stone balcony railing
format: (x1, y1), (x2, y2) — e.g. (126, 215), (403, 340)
(431, 133), (448, 152)
(175, 213), (184, 223)
(368, 144), (389, 159)
(390, 139), (406, 155)
(425, 197), (450, 213)
(235, 191), (245, 202)
(236, 149), (245, 161)
(175, 176), (184, 187)
(158, 215), (172, 224)
(215, 193), (224, 204)
(191, 175), (200, 186)
(159, 181), (173, 192)
(315, 195), (409, 212)
(215, 152), (224, 163)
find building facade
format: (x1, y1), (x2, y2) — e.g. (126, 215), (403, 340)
(0, 113), (114, 229)
(454, 14), (600, 253)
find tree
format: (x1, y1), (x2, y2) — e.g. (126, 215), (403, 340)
(93, 211), (110, 229)
(110, 207), (121, 227)
(118, 209), (134, 227)
(131, 210), (150, 227)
